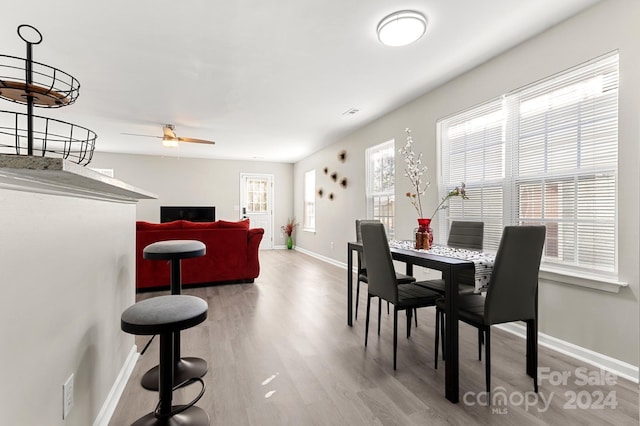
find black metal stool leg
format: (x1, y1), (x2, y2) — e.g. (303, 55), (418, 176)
(132, 333), (209, 425)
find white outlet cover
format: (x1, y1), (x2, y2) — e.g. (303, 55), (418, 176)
(63, 374), (74, 419)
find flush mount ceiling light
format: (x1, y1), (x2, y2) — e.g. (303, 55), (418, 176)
(377, 10), (427, 47)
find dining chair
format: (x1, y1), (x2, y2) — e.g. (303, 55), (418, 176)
(360, 221), (440, 370)
(416, 220), (484, 295)
(355, 219), (416, 320)
(434, 225), (546, 395)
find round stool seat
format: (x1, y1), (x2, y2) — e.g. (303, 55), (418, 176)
(143, 240), (206, 261)
(121, 295), (208, 336)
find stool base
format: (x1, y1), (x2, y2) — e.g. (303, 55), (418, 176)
(141, 357), (208, 391)
(131, 405), (209, 426)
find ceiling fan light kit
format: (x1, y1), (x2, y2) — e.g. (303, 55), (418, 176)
(162, 137), (179, 148)
(377, 10), (427, 47)
(0, 25), (97, 166)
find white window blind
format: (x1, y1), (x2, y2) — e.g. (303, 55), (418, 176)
(303, 169), (316, 231)
(366, 140), (395, 237)
(439, 52), (619, 275)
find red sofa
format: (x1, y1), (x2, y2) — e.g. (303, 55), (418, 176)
(136, 219), (264, 291)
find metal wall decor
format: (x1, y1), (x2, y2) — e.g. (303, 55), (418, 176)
(319, 149), (350, 201)
(0, 25), (97, 165)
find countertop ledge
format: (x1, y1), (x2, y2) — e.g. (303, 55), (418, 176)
(0, 155), (157, 202)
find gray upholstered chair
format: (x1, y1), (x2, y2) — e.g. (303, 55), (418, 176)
(447, 220), (484, 250)
(355, 219), (416, 320)
(360, 222), (440, 370)
(435, 225), (546, 395)
(416, 221), (484, 295)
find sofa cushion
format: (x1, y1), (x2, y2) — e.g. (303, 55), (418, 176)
(136, 220), (183, 231)
(218, 219), (250, 229)
(181, 220), (220, 229)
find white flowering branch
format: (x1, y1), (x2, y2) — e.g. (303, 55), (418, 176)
(429, 182), (469, 220)
(399, 128), (430, 218)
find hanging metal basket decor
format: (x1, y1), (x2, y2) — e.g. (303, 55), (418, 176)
(0, 25), (96, 166)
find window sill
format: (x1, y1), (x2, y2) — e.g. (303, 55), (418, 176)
(539, 266), (628, 293)
(303, 228), (316, 234)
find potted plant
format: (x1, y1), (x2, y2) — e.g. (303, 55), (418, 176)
(281, 218), (299, 249)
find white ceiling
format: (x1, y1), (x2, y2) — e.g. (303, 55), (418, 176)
(2, 0), (600, 163)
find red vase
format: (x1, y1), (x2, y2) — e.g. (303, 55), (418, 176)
(416, 218), (433, 249)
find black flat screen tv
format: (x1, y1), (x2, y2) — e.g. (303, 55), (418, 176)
(160, 206), (216, 223)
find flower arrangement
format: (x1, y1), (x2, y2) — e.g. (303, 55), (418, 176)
(281, 218), (299, 236)
(399, 128), (430, 218)
(399, 128), (468, 220)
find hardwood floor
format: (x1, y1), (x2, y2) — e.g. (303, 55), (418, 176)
(109, 250), (639, 425)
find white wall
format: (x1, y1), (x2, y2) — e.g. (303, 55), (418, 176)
(90, 152), (294, 247)
(294, 0), (639, 367)
(0, 189), (137, 425)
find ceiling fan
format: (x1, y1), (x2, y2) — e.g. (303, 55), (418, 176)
(122, 124), (215, 147)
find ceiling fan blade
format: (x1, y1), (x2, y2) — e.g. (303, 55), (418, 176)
(120, 132), (162, 138)
(177, 137), (216, 145)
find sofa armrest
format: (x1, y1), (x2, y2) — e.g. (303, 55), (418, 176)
(245, 228), (264, 278)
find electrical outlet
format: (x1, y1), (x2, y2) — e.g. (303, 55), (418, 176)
(330, 242), (334, 249)
(63, 374), (74, 419)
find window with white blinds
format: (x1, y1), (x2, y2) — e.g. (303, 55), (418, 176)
(366, 140), (396, 237)
(438, 51), (619, 275)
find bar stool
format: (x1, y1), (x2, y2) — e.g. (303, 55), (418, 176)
(141, 240), (207, 391)
(121, 295), (209, 425)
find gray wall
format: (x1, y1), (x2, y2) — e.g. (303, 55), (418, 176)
(293, 0), (639, 366)
(90, 152), (294, 247)
(0, 189), (137, 425)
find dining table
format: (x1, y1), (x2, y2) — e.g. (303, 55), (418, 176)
(347, 240), (504, 404)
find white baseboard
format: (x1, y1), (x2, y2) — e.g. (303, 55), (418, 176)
(496, 323), (639, 384)
(300, 246), (639, 384)
(294, 246), (347, 269)
(93, 345), (139, 426)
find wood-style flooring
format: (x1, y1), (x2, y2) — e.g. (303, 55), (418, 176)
(109, 250), (639, 425)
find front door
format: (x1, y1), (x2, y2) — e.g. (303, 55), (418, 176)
(240, 173), (274, 249)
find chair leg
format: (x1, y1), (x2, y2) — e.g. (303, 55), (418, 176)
(440, 311), (445, 360)
(355, 279), (361, 320)
(377, 298), (382, 336)
(393, 308), (398, 370)
(485, 327), (491, 395)
(387, 301), (390, 315)
(478, 328), (483, 361)
(365, 295), (371, 347)
(528, 319), (539, 393)
(434, 309), (440, 369)
(414, 308), (418, 327)
(406, 309), (412, 338)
